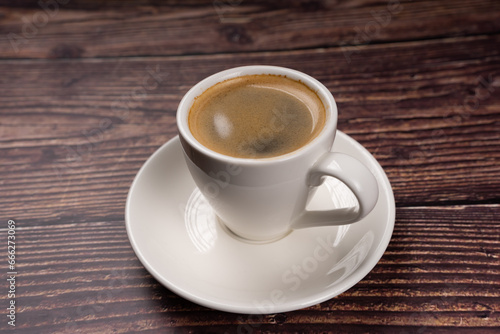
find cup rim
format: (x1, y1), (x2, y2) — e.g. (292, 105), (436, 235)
(176, 65), (338, 165)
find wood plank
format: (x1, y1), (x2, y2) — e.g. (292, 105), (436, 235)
(0, 0), (499, 58)
(0, 205), (498, 332)
(1, 35), (499, 224)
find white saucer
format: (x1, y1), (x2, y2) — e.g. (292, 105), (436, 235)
(125, 131), (395, 314)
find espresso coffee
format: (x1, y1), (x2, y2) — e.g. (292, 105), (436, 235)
(188, 74), (326, 158)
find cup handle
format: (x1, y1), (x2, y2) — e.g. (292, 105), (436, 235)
(292, 152), (379, 229)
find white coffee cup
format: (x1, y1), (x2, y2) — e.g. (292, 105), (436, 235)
(177, 66), (379, 242)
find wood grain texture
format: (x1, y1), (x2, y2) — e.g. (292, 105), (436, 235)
(0, 0), (499, 58)
(1, 34), (499, 225)
(0, 206), (498, 333)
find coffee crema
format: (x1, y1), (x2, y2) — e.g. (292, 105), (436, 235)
(188, 74), (326, 159)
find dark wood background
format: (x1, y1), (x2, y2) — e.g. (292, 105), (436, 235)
(0, 0), (499, 332)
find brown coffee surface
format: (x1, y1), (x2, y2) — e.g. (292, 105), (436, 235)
(188, 74), (326, 158)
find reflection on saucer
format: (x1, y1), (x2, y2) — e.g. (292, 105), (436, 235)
(324, 177), (359, 209)
(333, 225), (350, 248)
(184, 189), (218, 253)
(327, 231), (374, 287)
(307, 176), (359, 211)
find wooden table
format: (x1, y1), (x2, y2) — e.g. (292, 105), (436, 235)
(1, 0), (499, 332)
